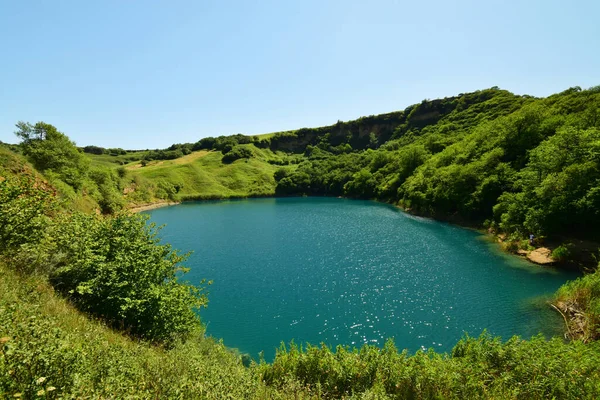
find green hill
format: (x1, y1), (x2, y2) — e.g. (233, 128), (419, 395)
(2, 85), (600, 398)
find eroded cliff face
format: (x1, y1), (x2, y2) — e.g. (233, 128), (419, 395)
(267, 89), (518, 154)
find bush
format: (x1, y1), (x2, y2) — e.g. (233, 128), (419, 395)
(0, 174), (54, 254)
(49, 212), (208, 343)
(273, 167), (289, 182)
(222, 146), (253, 164)
(82, 145), (106, 154)
(260, 334), (600, 399)
(552, 243), (572, 262)
(556, 266), (600, 341)
(116, 166), (127, 178)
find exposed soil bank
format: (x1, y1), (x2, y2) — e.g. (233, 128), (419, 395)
(128, 201), (180, 213)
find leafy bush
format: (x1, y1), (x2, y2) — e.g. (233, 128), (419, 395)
(0, 174), (54, 254)
(556, 266), (600, 342)
(49, 212), (208, 343)
(222, 146), (254, 164)
(88, 166), (125, 214)
(82, 145), (106, 154)
(552, 243), (572, 262)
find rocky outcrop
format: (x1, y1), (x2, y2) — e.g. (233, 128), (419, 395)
(527, 247), (554, 265)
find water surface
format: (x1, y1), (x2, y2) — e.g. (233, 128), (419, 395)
(146, 197), (578, 360)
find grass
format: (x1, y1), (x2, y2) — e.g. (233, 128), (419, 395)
(0, 146), (30, 175)
(124, 150), (211, 170)
(122, 147), (289, 203)
(0, 263), (307, 399)
(86, 151), (149, 168)
(252, 129), (297, 140)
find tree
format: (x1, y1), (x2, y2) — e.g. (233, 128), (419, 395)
(15, 122), (89, 189)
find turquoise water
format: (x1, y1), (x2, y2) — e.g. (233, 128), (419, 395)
(146, 197), (579, 361)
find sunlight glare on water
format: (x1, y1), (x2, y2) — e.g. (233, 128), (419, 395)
(146, 197), (578, 361)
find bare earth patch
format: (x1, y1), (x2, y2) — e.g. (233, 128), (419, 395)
(527, 247), (554, 265)
(127, 201), (180, 213)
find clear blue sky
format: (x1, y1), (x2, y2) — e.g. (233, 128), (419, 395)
(1, 0), (598, 149)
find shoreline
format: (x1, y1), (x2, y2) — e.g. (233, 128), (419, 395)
(130, 194), (590, 345)
(128, 201), (180, 213)
(128, 195), (595, 271)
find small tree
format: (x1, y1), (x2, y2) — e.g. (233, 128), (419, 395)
(15, 121), (89, 189)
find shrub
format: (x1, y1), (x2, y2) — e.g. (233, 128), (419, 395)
(222, 146), (253, 164)
(49, 212), (208, 343)
(273, 167), (289, 182)
(0, 174), (54, 254)
(552, 243), (572, 262)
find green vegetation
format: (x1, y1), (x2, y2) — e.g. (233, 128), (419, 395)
(124, 146), (283, 203)
(271, 87), (600, 246)
(0, 263), (269, 399)
(0, 174), (207, 345)
(259, 335), (600, 399)
(2, 85), (600, 398)
(16, 121), (90, 190)
(49, 212), (208, 343)
(555, 269), (600, 343)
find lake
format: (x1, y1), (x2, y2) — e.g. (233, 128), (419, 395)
(145, 197), (578, 361)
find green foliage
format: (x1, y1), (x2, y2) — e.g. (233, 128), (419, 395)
(49, 212), (207, 343)
(276, 86), (600, 247)
(260, 334), (600, 399)
(87, 166), (125, 213)
(0, 175), (207, 344)
(116, 165), (127, 178)
(15, 121), (90, 189)
(0, 265), (268, 399)
(0, 174), (54, 254)
(143, 148), (185, 162)
(552, 243), (573, 262)
(222, 145), (254, 164)
(82, 145), (106, 154)
(556, 266), (600, 342)
(496, 126), (600, 237)
(274, 167), (290, 182)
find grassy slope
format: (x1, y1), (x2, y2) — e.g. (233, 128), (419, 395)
(86, 151), (149, 168)
(123, 147), (286, 203)
(0, 263), (301, 399)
